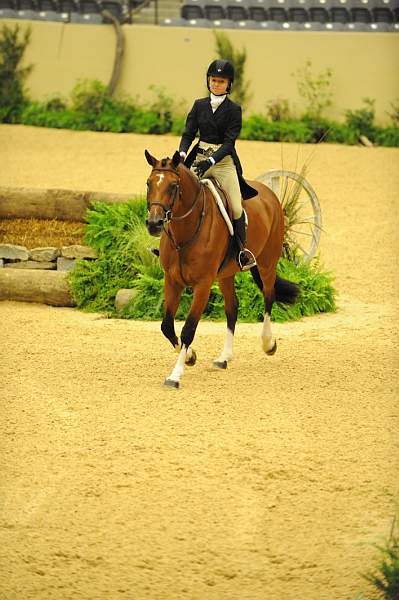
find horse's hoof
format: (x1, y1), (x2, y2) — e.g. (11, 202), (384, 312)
(213, 360), (228, 370)
(163, 378), (179, 389)
(266, 341), (277, 356)
(185, 349), (197, 367)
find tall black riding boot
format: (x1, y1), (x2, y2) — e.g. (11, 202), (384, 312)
(233, 212), (256, 271)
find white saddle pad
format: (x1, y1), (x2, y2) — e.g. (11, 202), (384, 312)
(201, 178), (247, 236)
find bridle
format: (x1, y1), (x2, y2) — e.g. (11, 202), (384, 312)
(147, 167), (206, 253)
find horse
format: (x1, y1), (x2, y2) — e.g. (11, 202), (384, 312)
(145, 150), (299, 388)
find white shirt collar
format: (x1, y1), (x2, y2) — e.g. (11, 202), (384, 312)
(210, 93), (227, 113)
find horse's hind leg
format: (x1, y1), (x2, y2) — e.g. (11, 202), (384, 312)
(213, 275), (238, 369)
(255, 257), (278, 356)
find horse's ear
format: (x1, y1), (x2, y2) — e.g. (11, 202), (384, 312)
(145, 149), (157, 166)
(172, 150), (181, 169)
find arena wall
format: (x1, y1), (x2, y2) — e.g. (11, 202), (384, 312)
(5, 19), (399, 123)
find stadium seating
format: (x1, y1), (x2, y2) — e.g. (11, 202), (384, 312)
(178, 0), (399, 29)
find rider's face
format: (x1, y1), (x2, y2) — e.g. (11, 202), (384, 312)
(208, 76), (229, 95)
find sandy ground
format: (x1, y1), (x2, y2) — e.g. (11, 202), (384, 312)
(1, 124), (399, 600)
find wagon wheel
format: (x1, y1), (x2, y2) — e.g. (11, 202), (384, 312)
(256, 169), (322, 263)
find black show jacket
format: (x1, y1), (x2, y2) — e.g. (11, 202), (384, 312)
(179, 96), (257, 200)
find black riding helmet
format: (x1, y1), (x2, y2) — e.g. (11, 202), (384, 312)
(206, 59), (235, 94)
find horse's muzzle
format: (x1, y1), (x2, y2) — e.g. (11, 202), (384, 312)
(146, 218), (163, 237)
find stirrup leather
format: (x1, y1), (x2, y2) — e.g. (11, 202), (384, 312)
(238, 248), (257, 271)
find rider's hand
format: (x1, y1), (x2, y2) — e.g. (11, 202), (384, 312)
(179, 151), (186, 162)
(194, 159), (212, 178)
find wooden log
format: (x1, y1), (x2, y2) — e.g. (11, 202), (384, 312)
(0, 269), (76, 307)
(0, 187), (132, 222)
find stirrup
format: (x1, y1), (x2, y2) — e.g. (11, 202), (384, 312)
(238, 249), (256, 271)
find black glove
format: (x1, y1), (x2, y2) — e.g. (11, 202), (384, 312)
(194, 159), (212, 178)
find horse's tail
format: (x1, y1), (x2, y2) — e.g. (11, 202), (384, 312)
(250, 267), (300, 305)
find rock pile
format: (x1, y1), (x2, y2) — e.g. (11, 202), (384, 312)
(0, 244), (97, 271)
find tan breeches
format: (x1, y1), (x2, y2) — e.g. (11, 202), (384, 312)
(193, 155), (243, 219)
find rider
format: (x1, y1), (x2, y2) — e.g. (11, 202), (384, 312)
(178, 59), (257, 271)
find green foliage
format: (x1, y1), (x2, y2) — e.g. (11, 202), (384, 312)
(363, 517), (399, 600)
(293, 59), (334, 120)
(345, 97), (376, 140)
(266, 97), (292, 122)
(386, 99), (399, 126)
(214, 31), (251, 109)
(241, 116), (313, 143)
(0, 24), (32, 123)
(69, 199), (336, 323)
(18, 79), (185, 135)
(374, 126), (399, 147)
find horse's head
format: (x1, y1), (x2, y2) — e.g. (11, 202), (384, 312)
(145, 150), (182, 237)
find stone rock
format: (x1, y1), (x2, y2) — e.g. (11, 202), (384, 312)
(61, 245), (97, 260)
(0, 269), (75, 306)
(30, 247), (60, 262)
(0, 244), (30, 261)
(115, 288), (138, 312)
(359, 135), (373, 147)
(57, 257), (76, 272)
(4, 260), (56, 270)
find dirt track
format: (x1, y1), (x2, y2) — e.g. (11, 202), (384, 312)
(1, 125), (399, 599)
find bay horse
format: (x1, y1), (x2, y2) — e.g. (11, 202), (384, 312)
(145, 150), (299, 388)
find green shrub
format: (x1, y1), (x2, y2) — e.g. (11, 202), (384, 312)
(241, 117), (313, 143)
(363, 516), (399, 600)
(0, 24), (32, 123)
(345, 97), (376, 140)
(69, 199), (336, 322)
(293, 59), (334, 120)
(374, 126), (399, 147)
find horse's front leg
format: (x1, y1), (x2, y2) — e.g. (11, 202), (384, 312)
(161, 273), (183, 352)
(213, 275), (238, 369)
(164, 280), (212, 389)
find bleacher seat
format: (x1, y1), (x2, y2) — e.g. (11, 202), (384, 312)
(226, 2), (248, 20)
(330, 6), (350, 22)
(268, 5), (288, 20)
(350, 5), (372, 21)
(309, 5), (329, 21)
(0, 0), (17, 12)
(182, 3), (205, 18)
(288, 6), (308, 21)
(204, 0), (226, 19)
(248, 3), (267, 19)
(372, 6), (393, 19)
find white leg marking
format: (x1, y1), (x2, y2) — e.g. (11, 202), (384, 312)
(168, 345), (188, 384)
(261, 314), (275, 354)
(214, 328), (234, 363)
